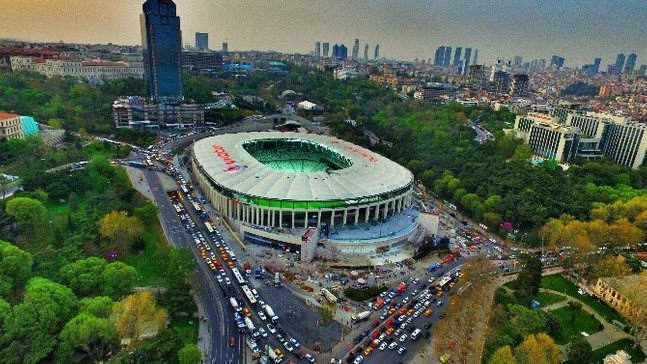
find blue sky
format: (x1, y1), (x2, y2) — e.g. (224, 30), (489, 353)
(2, 0), (646, 67)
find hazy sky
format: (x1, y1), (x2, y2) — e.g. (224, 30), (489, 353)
(2, 0), (646, 67)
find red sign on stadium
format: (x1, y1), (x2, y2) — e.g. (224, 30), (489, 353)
(344, 145), (378, 162)
(212, 145), (236, 165)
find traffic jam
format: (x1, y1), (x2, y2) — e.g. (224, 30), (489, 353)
(344, 263), (465, 364)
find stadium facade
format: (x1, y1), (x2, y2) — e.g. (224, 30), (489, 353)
(191, 132), (419, 262)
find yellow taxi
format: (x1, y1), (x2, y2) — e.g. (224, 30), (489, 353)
(227, 261), (234, 269)
(406, 309), (414, 316)
(243, 307), (252, 317)
(388, 307), (396, 315)
(386, 327), (395, 335)
(424, 309), (432, 317)
(363, 347), (373, 356)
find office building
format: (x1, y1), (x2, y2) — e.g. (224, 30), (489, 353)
(413, 85), (457, 102)
(181, 51), (223, 71)
(513, 56), (523, 69)
(113, 96), (204, 129)
(0, 113), (25, 140)
(492, 71), (511, 95)
(463, 48), (472, 75)
(582, 58), (601, 76)
(467, 65), (488, 90)
(614, 53), (626, 75)
(195, 32), (208, 50)
(141, 0), (183, 101)
(510, 74), (530, 96)
(374, 44), (380, 60)
(443, 46), (452, 67)
(315, 41), (321, 57)
(222, 42), (228, 52)
(624, 53), (637, 74)
(550, 55), (565, 69)
(473, 50), (478, 66)
(514, 113), (580, 163)
(322, 42), (329, 58)
(453, 47), (462, 67)
(434, 46), (445, 66)
(363, 44), (369, 62)
(351, 39), (360, 61)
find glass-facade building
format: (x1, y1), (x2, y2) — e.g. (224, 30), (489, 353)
(140, 0), (182, 101)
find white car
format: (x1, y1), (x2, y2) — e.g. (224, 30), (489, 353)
(267, 323), (277, 334)
(399, 334), (408, 342)
(352, 355), (364, 364)
(258, 327), (268, 337)
(305, 353), (316, 362)
(388, 342), (398, 350)
(283, 341), (294, 352)
(225, 277), (231, 285)
(398, 346), (407, 355)
(378, 342), (387, 351)
(289, 338), (300, 348)
(258, 311), (267, 321)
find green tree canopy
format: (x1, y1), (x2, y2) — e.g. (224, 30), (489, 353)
(101, 261), (137, 300)
(5, 196), (47, 227)
(57, 313), (119, 363)
(60, 257), (108, 297)
(178, 344), (202, 364)
(566, 335), (592, 364)
(79, 296), (115, 319)
(0, 240), (33, 300)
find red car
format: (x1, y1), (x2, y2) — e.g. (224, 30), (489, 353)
(230, 337), (235, 347)
(371, 320), (380, 328)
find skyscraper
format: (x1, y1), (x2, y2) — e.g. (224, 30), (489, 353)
(513, 56), (523, 69)
(322, 42), (330, 58)
(339, 44), (348, 59)
(141, 0), (182, 101)
(363, 44), (369, 62)
(195, 32), (208, 50)
(434, 46), (445, 66)
(550, 55), (565, 69)
(315, 41), (321, 57)
(624, 53), (637, 74)
(463, 48), (472, 76)
(443, 46), (452, 67)
(222, 42), (228, 52)
(332, 44), (339, 58)
(453, 47), (462, 67)
(473, 50), (478, 66)
(351, 39), (360, 61)
(614, 53), (626, 74)
(374, 44), (380, 60)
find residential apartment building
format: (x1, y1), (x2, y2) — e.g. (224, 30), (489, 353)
(113, 96), (204, 129)
(10, 56), (143, 82)
(0, 113), (25, 140)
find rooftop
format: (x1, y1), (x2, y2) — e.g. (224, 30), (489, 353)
(0, 112), (20, 120)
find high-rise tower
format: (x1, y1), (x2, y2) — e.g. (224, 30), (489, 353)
(322, 42), (330, 57)
(352, 39), (360, 60)
(363, 44), (369, 62)
(195, 32), (208, 50)
(443, 46), (452, 67)
(614, 53), (626, 74)
(463, 48), (472, 75)
(624, 53), (637, 74)
(141, 0), (182, 101)
(453, 47), (462, 67)
(315, 41), (321, 57)
(374, 44), (380, 60)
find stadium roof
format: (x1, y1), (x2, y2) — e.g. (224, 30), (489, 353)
(193, 132), (413, 202)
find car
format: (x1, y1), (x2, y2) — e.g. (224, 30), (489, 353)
(363, 346), (373, 356)
(398, 315), (407, 322)
(331, 359), (342, 364)
(406, 309), (414, 316)
(225, 277), (231, 285)
(394, 328), (403, 336)
(412, 289), (419, 295)
(267, 323), (277, 334)
(217, 276), (223, 283)
(258, 311), (267, 320)
(398, 346), (407, 355)
(424, 322), (433, 329)
(283, 341), (294, 352)
(388, 342), (398, 350)
(276, 334), (285, 343)
(371, 319), (380, 328)
(402, 297), (410, 304)
(258, 327), (268, 337)
(386, 327), (395, 335)
(274, 348), (284, 358)
(413, 309), (422, 318)
(378, 333), (386, 341)
(380, 313), (387, 320)
(229, 337), (235, 347)
(379, 342), (387, 351)
(398, 307), (407, 315)
(353, 355), (364, 364)
(406, 317), (413, 324)
(437, 300), (444, 307)
(227, 261), (234, 269)
(399, 334), (408, 342)
(289, 338), (300, 348)
(388, 307), (397, 315)
(243, 307), (252, 317)
(400, 322), (408, 330)
(436, 291), (444, 297)
(424, 309), (432, 317)
(304, 353), (315, 362)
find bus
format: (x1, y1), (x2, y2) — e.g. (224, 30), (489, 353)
(232, 268), (246, 285)
(204, 221), (214, 233)
(192, 201), (203, 212)
(180, 184), (189, 194)
(435, 276), (452, 291)
(241, 285), (257, 306)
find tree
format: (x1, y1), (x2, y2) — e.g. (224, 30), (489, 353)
(318, 305), (334, 324)
(511, 253), (542, 306)
(160, 248), (196, 315)
(178, 344), (202, 364)
(79, 296), (115, 318)
(488, 345), (516, 364)
(514, 333), (561, 364)
(620, 280), (647, 348)
(0, 277), (78, 364)
(134, 203), (159, 225)
(505, 304), (548, 342)
(111, 291), (168, 345)
(590, 255), (632, 280)
(0, 240), (33, 301)
(566, 335), (592, 364)
(98, 211), (143, 257)
(59, 257), (107, 297)
(5, 196), (47, 228)
(512, 144), (533, 161)
(57, 313), (119, 363)
(101, 261), (138, 300)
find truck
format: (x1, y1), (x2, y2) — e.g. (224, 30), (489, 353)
(274, 272), (281, 286)
(351, 311), (371, 323)
(244, 262), (252, 276)
(230, 297), (242, 312)
(320, 288), (338, 303)
(255, 267), (264, 279)
(244, 317), (256, 332)
(265, 304), (279, 323)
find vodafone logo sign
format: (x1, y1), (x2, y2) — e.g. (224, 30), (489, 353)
(212, 145), (236, 165)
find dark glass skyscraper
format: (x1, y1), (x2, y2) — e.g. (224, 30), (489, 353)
(195, 32), (208, 50)
(614, 53), (626, 74)
(141, 0), (182, 101)
(624, 53), (637, 74)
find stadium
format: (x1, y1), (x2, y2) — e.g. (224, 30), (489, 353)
(191, 131), (421, 264)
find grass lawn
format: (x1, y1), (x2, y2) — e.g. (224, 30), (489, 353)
(591, 338), (646, 363)
(169, 314), (199, 345)
(549, 305), (602, 345)
(535, 291), (566, 307)
(541, 274), (626, 324)
(125, 224), (170, 286)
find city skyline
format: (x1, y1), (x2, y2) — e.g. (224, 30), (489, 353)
(1, 0), (646, 66)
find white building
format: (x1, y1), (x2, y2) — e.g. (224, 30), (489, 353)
(11, 56), (143, 83)
(333, 67), (359, 80)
